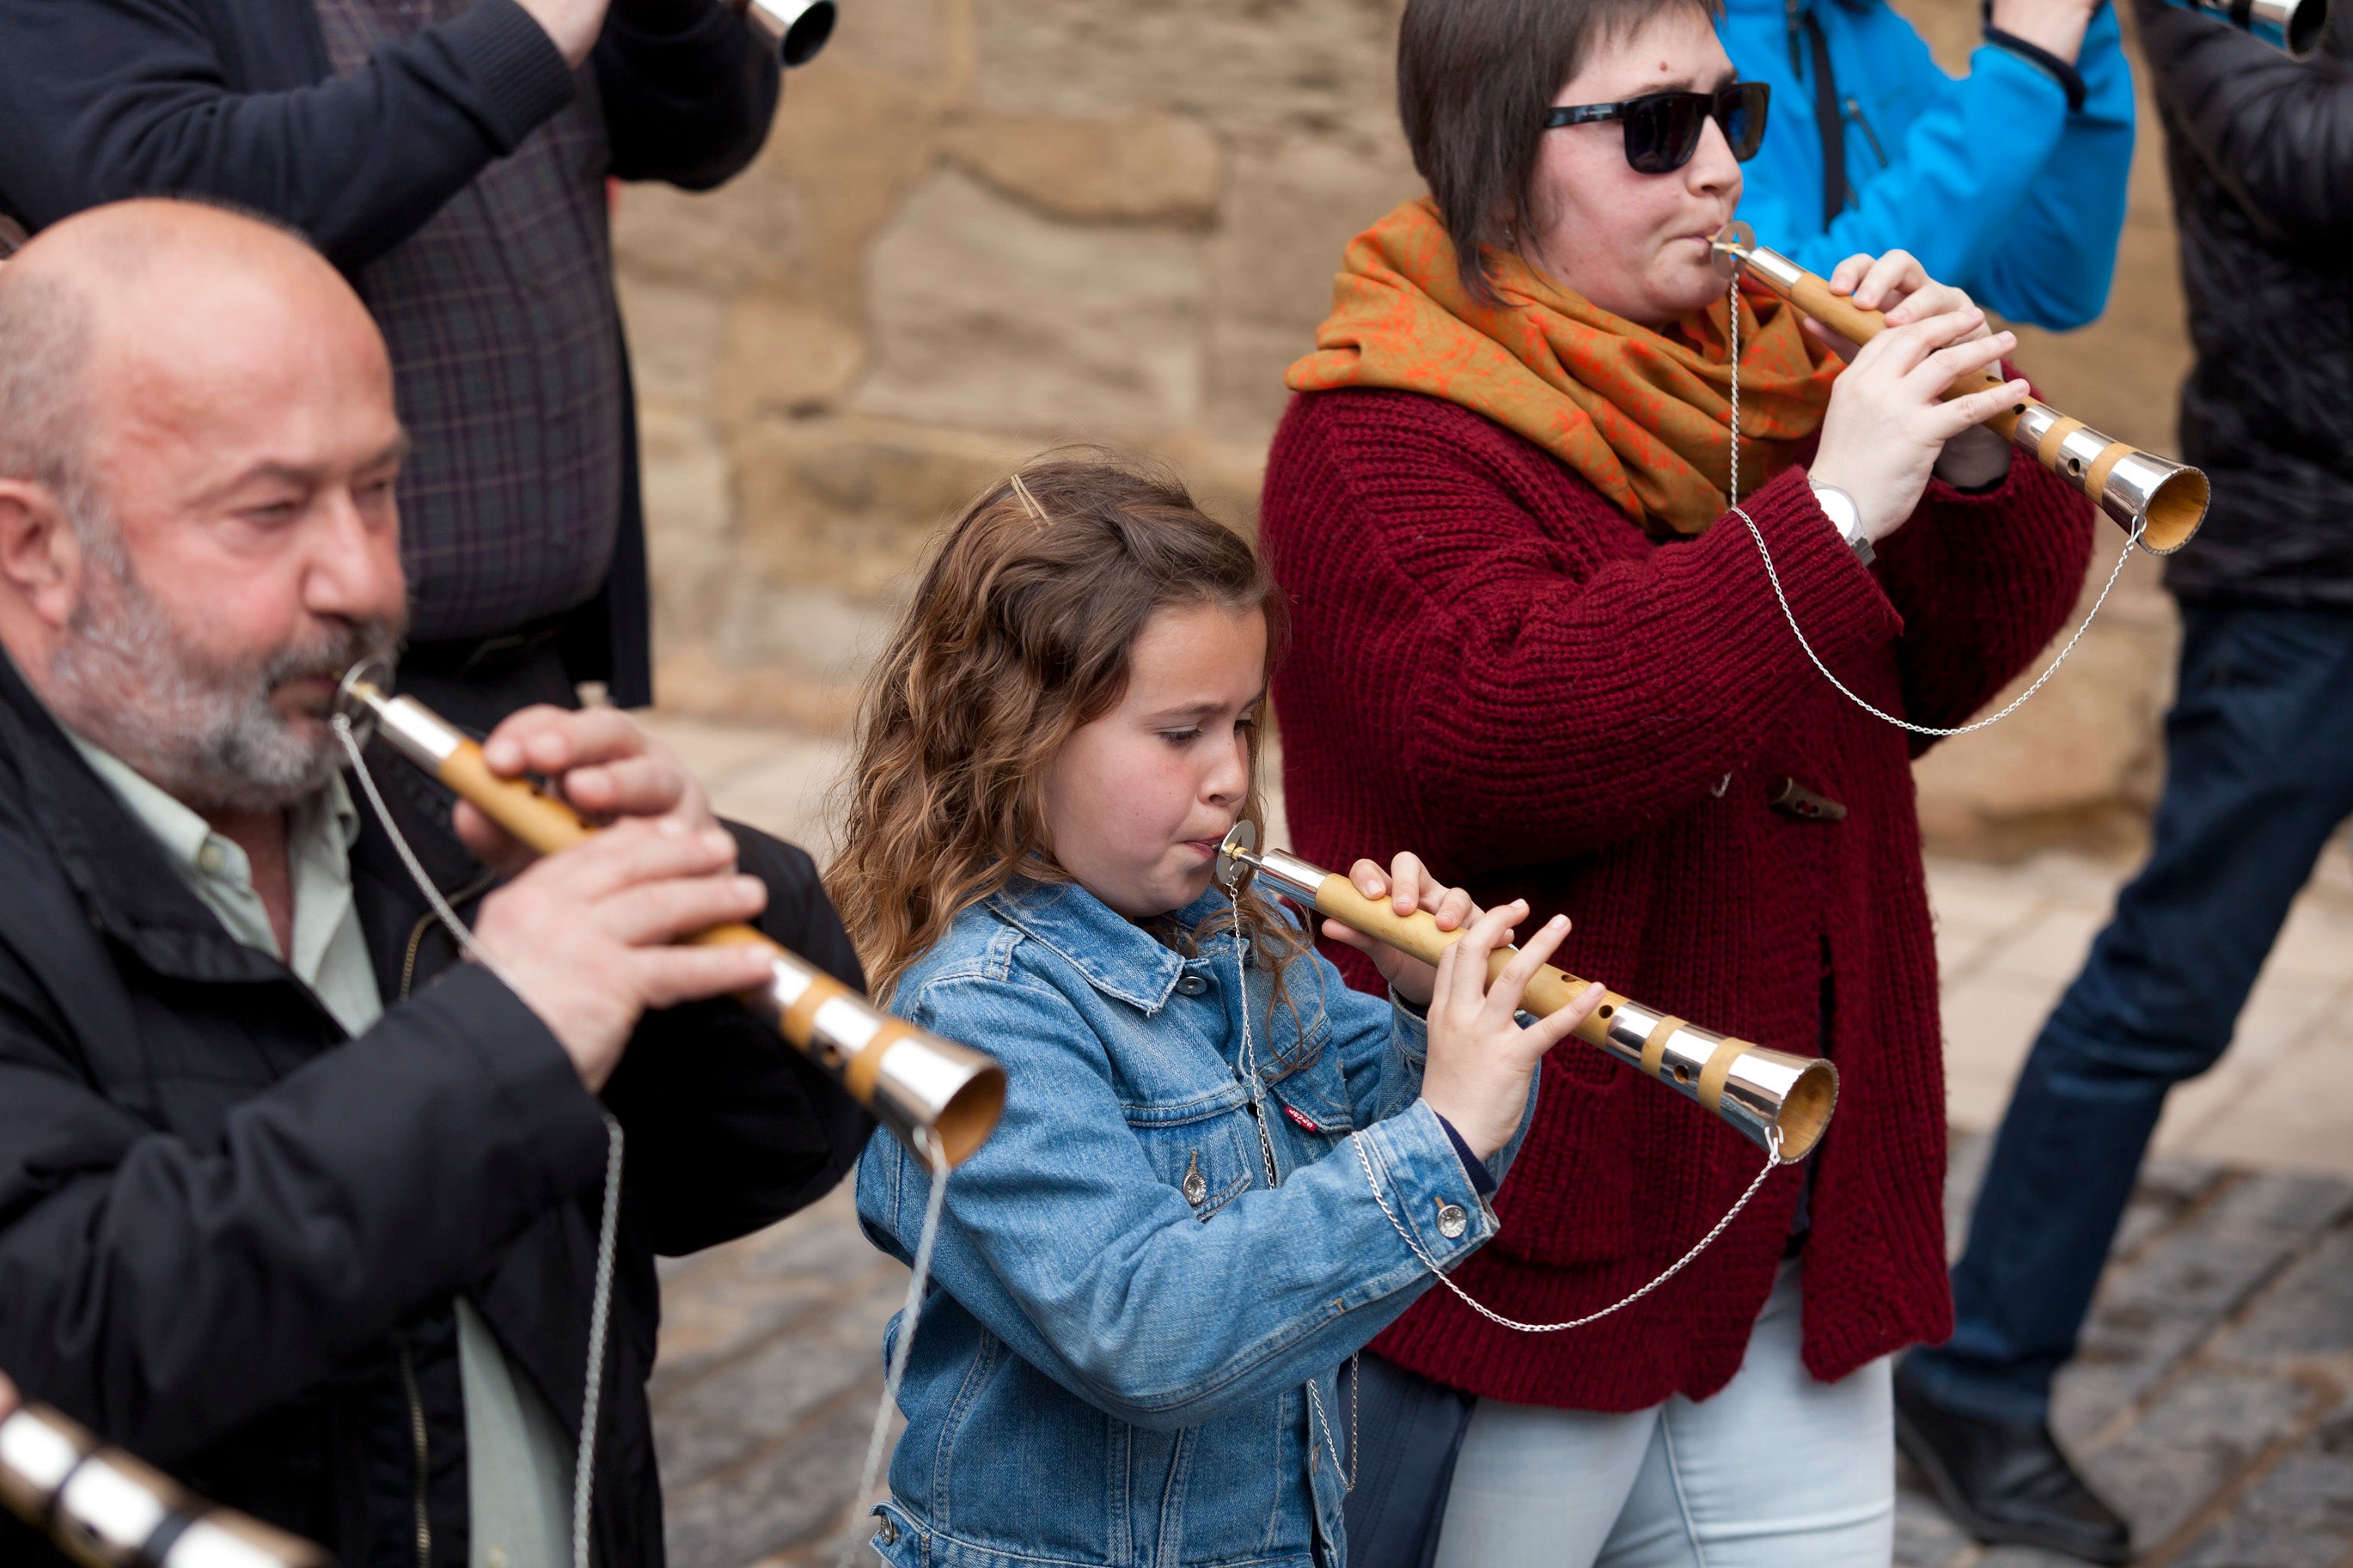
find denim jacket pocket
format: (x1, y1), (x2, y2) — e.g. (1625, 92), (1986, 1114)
(1126, 1083), (1259, 1221)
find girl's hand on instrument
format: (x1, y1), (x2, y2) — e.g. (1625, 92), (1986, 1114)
(1319, 852), (1476, 1010)
(1419, 902), (1606, 1161)
(1809, 299), (2026, 544)
(463, 705), (728, 876)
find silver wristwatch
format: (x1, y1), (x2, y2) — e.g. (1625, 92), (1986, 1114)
(1810, 482), (1875, 568)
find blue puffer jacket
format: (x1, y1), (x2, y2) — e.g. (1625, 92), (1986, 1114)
(1720, 0), (2135, 330)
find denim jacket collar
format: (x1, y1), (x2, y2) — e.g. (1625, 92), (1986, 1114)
(985, 879), (1242, 1016)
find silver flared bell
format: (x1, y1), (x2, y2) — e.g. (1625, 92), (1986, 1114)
(2161, 0), (2329, 56)
(739, 0), (834, 66)
(2007, 404), (2211, 555)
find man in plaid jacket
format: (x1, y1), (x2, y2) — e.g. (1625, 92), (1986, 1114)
(0, 0), (784, 725)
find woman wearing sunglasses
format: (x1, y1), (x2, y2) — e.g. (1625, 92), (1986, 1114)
(1258, 0), (2099, 1564)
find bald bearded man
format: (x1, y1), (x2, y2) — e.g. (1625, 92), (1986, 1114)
(0, 201), (870, 1567)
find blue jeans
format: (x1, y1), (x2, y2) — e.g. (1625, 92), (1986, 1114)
(1907, 604), (2353, 1423)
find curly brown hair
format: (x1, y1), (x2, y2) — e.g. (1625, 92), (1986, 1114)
(827, 453), (1304, 1004)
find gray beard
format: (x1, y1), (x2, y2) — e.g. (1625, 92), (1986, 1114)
(46, 534), (403, 815)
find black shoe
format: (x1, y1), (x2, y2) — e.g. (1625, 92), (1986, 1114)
(1893, 1363), (2133, 1565)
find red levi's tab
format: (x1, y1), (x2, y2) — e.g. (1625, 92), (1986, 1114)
(1281, 1103), (1320, 1133)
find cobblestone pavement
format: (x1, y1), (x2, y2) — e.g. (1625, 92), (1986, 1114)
(642, 716), (2353, 1568)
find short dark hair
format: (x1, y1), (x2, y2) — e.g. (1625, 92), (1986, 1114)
(1397, 0), (1722, 302)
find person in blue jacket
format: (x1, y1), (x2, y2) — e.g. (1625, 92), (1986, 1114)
(1720, 0), (2133, 331)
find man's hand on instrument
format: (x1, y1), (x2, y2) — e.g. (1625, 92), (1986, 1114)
(0, 1369), (16, 1419)
(1319, 852), (1476, 1009)
(472, 819), (779, 1091)
(1812, 250), (2019, 497)
(1419, 903), (1606, 1160)
(460, 706), (724, 877)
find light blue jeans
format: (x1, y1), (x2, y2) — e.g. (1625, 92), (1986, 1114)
(1431, 1262), (1894, 1568)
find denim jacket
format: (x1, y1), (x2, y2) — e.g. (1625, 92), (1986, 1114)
(855, 879), (1525, 1568)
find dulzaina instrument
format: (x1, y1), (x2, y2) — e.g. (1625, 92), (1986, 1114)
(1, 1399), (328, 1568)
(1709, 222), (2210, 556)
(730, 0), (834, 66)
(2163, 0), (2329, 56)
(1214, 825), (1837, 1160)
(333, 662), (1006, 1167)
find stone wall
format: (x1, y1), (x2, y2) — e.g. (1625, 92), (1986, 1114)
(614, 0), (2196, 857)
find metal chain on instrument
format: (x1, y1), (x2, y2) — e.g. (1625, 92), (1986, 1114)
(1233, 898), (1786, 1353)
(1229, 910), (1359, 1491)
(334, 717), (622, 1568)
(1724, 276), (2145, 739)
(335, 716), (951, 1568)
(1352, 1120), (1782, 1336)
(837, 1131), (950, 1568)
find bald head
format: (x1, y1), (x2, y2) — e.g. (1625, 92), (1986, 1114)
(0, 200), (390, 505)
(0, 199), (407, 814)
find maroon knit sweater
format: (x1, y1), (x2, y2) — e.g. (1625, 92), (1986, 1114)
(1260, 387), (2096, 1409)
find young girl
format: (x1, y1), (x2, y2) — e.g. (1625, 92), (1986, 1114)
(829, 456), (1604, 1568)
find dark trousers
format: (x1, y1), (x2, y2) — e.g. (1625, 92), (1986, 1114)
(1905, 604), (2353, 1423)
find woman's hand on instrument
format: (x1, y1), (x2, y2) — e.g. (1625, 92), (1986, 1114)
(461, 705), (728, 877)
(1807, 271), (2026, 543)
(1319, 852), (1476, 1010)
(473, 818), (778, 1091)
(1418, 902), (1606, 1160)
(1810, 252), (2018, 512)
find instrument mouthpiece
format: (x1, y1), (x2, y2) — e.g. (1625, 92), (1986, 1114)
(333, 658), (396, 748)
(1709, 220), (1756, 281)
(1215, 822), (1261, 895)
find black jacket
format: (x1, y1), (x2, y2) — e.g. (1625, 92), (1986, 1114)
(0, 651), (871, 1568)
(0, 0), (782, 703)
(2135, 0), (2353, 607)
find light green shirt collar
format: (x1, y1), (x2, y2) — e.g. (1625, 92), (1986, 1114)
(63, 731), (377, 1037)
(61, 727), (577, 1561)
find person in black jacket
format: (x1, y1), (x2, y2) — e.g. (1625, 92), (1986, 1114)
(1893, 5), (2353, 1562)
(0, 202), (871, 1567)
(0, 0), (785, 727)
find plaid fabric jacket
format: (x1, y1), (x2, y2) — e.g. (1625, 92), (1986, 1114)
(0, 0), (780, 701)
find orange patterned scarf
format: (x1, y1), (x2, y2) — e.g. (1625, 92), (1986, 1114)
(1287, 198), (1843, 538)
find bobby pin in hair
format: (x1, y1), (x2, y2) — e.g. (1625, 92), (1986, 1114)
(1008, 472), (1051, 532)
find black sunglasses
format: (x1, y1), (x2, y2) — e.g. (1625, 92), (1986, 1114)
(1543, 82), (1769, 174)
